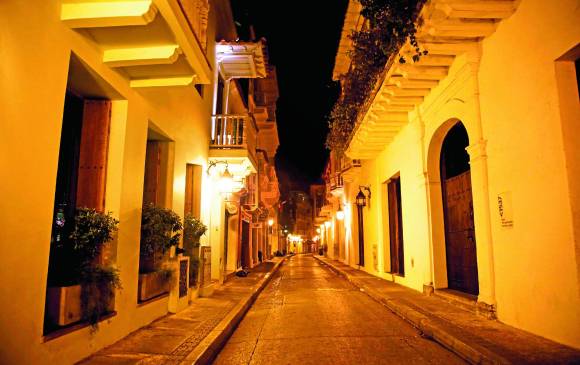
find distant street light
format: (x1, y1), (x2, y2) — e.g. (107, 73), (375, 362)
(336, 203), (345, 220)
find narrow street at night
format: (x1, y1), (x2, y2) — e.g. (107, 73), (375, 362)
(2, 0), (580, 363)
(213, 255), (464, 365)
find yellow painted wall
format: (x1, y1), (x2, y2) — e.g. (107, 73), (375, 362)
(477, 0), (580, 347)
(344, 0), (580, 348)
(0, 1), (215, 363)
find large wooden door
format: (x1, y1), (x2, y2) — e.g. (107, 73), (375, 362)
(388, 177), (404, 276)
(442, 171), (479, 295)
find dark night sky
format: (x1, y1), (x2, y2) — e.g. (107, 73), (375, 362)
(230, 1), (349, 192)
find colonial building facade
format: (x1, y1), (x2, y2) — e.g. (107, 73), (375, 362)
(319, 0), (580, 349)
(0, 0), (279, 363)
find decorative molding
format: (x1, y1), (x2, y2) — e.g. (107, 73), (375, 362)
(466, 139), (488, 163)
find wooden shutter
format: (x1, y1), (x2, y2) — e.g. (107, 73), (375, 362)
(76, 100), (111, 212)
(143, 141), (161, 206)
(184, 164), (202, 217)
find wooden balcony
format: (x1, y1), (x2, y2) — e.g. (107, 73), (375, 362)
(328, 173), (344, 197)
(209, 114), (258, 174)
(341, 158), (362, 182)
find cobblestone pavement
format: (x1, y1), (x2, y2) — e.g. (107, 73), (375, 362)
(213, 254), (465, 365)
(78, 261), (277, 365)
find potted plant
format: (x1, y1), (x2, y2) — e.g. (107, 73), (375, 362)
(46, 208), (120, 330)
(183, 214), (207, 287)
(138, 204), (182, 301)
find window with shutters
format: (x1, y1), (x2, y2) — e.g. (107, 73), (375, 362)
(44, 91), (113, 334)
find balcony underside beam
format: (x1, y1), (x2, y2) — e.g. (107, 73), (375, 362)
(103, 45), (181, 67)
(61, 0), (158, 28)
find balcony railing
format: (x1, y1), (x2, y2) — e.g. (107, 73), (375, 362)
(210, 114), (257, 150)
(329, 173), (344, 191)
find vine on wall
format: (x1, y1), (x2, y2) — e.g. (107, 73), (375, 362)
(326, 0), (427, 152)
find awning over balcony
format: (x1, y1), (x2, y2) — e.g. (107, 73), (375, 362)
(216, 41), (267, 79)
(60, 0), (212, 87)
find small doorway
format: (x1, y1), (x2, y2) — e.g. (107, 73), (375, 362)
(387, 176), (404, 276)
(440, 122), (479, 295)
(241, 220), (250, 269)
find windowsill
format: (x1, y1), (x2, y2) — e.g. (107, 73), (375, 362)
(137, 292), (169, 307)
(42, 311), (117, 343)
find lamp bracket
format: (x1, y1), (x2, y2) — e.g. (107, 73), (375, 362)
(207, 160), (229, 175)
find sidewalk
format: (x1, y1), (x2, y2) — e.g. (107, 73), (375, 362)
(78, 257), (285, 365)
(314, 255), (580, 365)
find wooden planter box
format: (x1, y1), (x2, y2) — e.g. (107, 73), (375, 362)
(138, 271), (170, 302)
(46, 284), (117, 328)
(46, 285), (82, 326)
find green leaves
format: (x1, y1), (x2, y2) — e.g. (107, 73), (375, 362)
(80, 265), (122, 331)
(326, 0), (426, 151)
(183, 213), (207, 247)
(69, 208), (119, 266)
(140, 203), (183, 255)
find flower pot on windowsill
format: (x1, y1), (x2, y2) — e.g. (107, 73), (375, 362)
(46, 285), (82, 326)
(138, 271), (170, 302)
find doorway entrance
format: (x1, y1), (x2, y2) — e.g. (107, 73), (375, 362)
(440, 122), (479, 295)
(241, 220), (250, 269)
(387, 176), (404, 276)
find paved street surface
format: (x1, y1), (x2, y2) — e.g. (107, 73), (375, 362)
(79, 260), (280, 365)
(213, 254), (465, 364)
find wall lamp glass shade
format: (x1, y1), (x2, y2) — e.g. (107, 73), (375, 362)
(355, 189), (367, 207)
(268, 218), (274, 226)
(324, 221), (331, 228)
(336, 209), (345, 220)
(217, 166), (234, 194)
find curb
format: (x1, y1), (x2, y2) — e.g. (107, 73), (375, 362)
(313, 255), (510, 365)
(180, 257), (286, 365)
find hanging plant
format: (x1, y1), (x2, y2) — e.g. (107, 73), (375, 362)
(80, 265), (122, 331)
(326, 0), (427, 151)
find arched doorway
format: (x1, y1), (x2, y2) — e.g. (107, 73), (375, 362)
(440, 122), (479, 295)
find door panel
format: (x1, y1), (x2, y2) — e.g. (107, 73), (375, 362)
(443, 171), (479, 295)
(388, 177), (404, 276)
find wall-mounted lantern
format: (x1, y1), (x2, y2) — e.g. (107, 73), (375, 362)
(356, 185), (371, 208)
(207, 160), (235, 194)
(355, 189), (366, 207)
